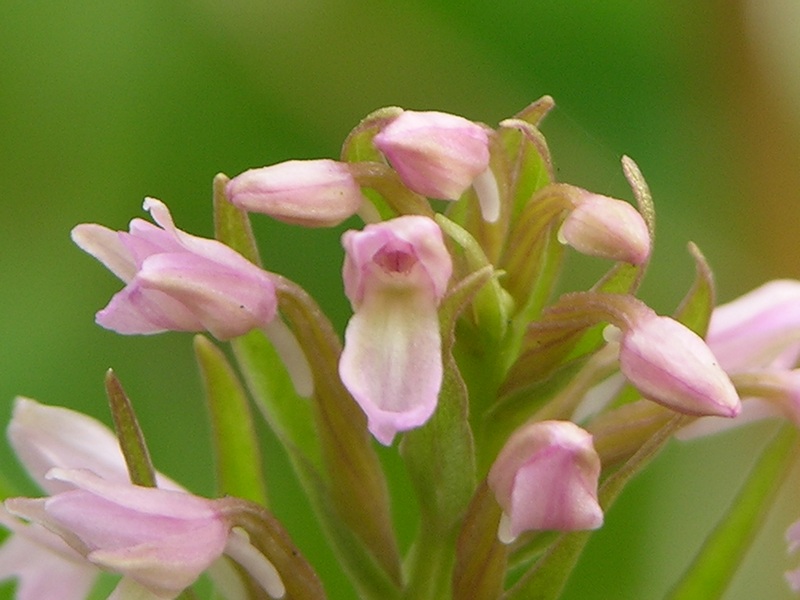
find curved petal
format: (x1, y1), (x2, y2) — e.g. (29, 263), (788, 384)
(71, 224), (137, 282)
(7, 398), (182, 494)
(9, 397), (128, 493)
(96, 283), (204, 335)
(707, 279), (800, 371)
(0, 532), (97, 600)
(136, 253), (277, 340)
(339, 289), (442, 445)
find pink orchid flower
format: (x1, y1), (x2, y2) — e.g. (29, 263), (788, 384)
(677, 280), (800, 439)
(338, 215), (452, 445)
(373, 110), (491, 202)
(0, 398), (283, 600)
(72, 198), (276, 341)
(0, 398), (176, 599)
(488, 420), (603, 543)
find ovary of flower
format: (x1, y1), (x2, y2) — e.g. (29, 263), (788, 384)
(487, 420), (603, 543)
(338, 215), (452, 445)
(71, 197), (277, 341)
(373, 109), (491, 201)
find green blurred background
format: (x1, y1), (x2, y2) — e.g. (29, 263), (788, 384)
(1, 1), (799, 598)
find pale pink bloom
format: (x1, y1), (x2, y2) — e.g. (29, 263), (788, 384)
(0, 398), (179, 598)
(785, 518), (800, 592)
(558, 192), (650, 265)
(617, 313), (740, 417)
(488, 420), (603, 543)
(72, 198), (276, 340)
(706, 279), (800, 372)
(7, 469), (230, 599)
(338, 216), (452, 445)
(226, 159), (366, 227)
(1, 400), (282, 599)
(0, 511), (96, 600)
(677, 281), (800, 439)
(7, 397), (180, 494)
(373, 110), (490, 201)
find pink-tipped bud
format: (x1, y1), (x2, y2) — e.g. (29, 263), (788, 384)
(373, 110), (490, 200)
(558, 191), (650, 265)
(617, 313), (741, 417)
(226, 159), (366, 227)
(487, 420), (603, 543)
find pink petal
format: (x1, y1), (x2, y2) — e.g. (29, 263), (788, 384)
(339, 288), (442, 445)
(707, 279), (800, 371)
(619, 315), (741, 417)
(0, 533), (97, 600)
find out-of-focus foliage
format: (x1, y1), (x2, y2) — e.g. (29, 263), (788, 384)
(1, 1), (798, 598)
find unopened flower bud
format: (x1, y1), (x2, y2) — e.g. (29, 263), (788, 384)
(487, 420), (603, 543)
(558, 191), (650, 265)
(618, 313), (741, 417)
(373, 110), (490, 200)
(226, 159), (366, 227)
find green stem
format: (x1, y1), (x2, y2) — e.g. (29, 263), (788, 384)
(402, 527), (456, 600)
(666, 424), (798, 600)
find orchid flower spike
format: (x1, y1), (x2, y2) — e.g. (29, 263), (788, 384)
(487, 420), (603, 543)
(338, 215), (452, 445)
(226, 158), (367, 227)
(373, 109), (491, 201)
(71, 198), (277, 341)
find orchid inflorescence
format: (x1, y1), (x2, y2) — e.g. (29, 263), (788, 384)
(1, 97), (799, 599)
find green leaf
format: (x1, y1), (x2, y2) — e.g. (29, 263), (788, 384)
(274, 276), (402, 587)
(666, 424), (798, 600)
(398, 269), (488, 598)
(212, 173), (262, 266)
(673, 242), (715, 336)
(194, 334), (268, 506)
(512, 95), (556, 127)
(231, 329), (321, 471)
(340, 106), (403, 163)
(452, 481), (508, 600)
(498, 119), (554, 220)
(104, 369), (156, 488)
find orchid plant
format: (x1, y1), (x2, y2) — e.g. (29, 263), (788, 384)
(1, 96), (798, 599)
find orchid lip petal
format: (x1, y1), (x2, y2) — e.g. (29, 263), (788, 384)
(339, 215), (452, 443)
